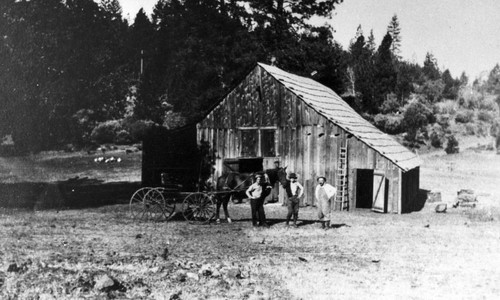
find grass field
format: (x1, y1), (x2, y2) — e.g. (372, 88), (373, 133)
(0, 138), (499, 299)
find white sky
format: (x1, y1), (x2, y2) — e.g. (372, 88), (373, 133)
(119, 0), (500, 80)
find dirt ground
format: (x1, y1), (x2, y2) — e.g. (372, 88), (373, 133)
(1, 140), (500, 299)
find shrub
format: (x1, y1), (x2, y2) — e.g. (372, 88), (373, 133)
(385, 115), (404, 134)
(445, 135), (459, 154)
(115, 130), (132, 145)
(374, 114), (388, 130)
(374, 114), (404, 134)
(415, 79), (444, 103)
(430, 131), (442, 148)
(402, 102), (433, 142)
(435, 100), (457, 115)
(490, 119), (500, 137)
(71, 109), (96, 145)
(90, 120), (122, 144)
(361, 113), (375, 123)
(163, 111), (187, 129)
(429, 124), (444, 148)
(458, 86), (482, 109)
(436, 114), (450, 128)
(479, 95), (499, 111)
(126, 119), (155, 142)
(477, 110), (494, 123)
(380, 93), (401, 114)
(465, 123), (476, 135)
(455, 109), (474, 124)
(476, 124), (488, 137)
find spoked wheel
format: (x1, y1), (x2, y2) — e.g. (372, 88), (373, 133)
(182, 192), (215, 224)
(129, 187), (153, 220)
(143, 188), (166, 222)
(162, 198), (176, 221)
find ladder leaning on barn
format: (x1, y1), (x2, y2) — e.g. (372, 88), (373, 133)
(335, 140), (349, 211)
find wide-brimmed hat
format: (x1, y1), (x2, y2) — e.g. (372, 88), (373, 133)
(288, 173), (297, 179)
(317, 176), (327, 182)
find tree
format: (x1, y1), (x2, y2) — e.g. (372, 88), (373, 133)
(367, 29), (376, 53)
(403, 101), (432, 143)
(423, 52), (440, 80)
(347, 28), (376, 113)
(459, 71), (469, 86)
(485, 63), (500, 95)
(0, 0), (130, 151)
(387, 14), (402, 59)
(373, 33), (397, 112)
(395, 61), (421, 103)
(441, 69), (460, 99)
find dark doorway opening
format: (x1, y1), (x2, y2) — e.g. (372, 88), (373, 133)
(355, 169), (374, 209)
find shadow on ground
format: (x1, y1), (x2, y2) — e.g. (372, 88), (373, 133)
(415, 189), (430, 211)
(209, 217), (350, 229)
(0, 177), (140, 210)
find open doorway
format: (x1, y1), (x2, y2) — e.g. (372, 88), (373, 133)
(355, 169), (373, 209)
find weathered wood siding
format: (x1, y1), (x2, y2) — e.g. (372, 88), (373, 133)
(198, 65), (416, 213)
(346, 136), (402, 213)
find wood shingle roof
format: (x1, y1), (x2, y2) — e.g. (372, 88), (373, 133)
(258, 62), (422, 172)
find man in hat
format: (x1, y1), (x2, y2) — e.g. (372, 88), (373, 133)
(246, 173), (272, 227)
(315, 176), (337, 229)
(284, 172), (304, 227)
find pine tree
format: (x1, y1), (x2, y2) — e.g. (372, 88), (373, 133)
(387, 14), (401, 59)
(423, 52), (440, 80)
(373, 33), (397, 111)
(442, 69), (459, 100)
(367, 29), (376, 53)
(486, 64), (500, 94)
(459, 71), (469, 86)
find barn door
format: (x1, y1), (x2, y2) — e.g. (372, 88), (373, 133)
(372, 172), (388, 213)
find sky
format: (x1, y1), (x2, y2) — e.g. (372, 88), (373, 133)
(118, 0), (500, 80)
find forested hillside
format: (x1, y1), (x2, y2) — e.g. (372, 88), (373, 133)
(1, 0), (499, 153)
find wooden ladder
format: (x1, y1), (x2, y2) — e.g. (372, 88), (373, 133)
(335, 141), (349, 211)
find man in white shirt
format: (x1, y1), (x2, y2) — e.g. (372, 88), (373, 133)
(315, 176), (337, 229)
(246, 174), (272, 227)
(284, 173), (304, 227)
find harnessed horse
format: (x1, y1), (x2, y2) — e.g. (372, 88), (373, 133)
(213, 166), (288, 222)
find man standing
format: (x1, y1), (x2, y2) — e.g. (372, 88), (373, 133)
(246, 174), (272, 227)
(315, 176), (337, 229)
(284, 173), (304, 227)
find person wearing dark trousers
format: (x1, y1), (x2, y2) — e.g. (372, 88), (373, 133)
(284, 173), (304, 227)
(246, 174), (272, 227)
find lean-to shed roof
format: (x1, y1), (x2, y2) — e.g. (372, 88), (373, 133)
(258, 62), (422, 172)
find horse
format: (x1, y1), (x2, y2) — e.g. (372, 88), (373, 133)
(213, 166), (287, 223)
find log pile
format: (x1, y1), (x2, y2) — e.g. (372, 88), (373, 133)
(454, 189), (477, 208)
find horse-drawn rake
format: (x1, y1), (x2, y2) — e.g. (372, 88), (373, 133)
(129, 187), (218, 224)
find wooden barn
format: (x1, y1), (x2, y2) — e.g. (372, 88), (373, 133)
(197, 63), (422, 214)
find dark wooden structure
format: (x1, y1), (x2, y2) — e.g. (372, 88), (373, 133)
(197, 63), (422, 213)
(142, 124), (199, 190)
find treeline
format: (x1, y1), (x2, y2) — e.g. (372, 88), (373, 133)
(0, 0), (499, 153)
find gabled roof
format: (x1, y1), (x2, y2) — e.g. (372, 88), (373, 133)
(258, 62), (422, 172)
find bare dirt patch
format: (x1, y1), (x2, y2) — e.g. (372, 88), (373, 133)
(1, 198), (500, 299)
